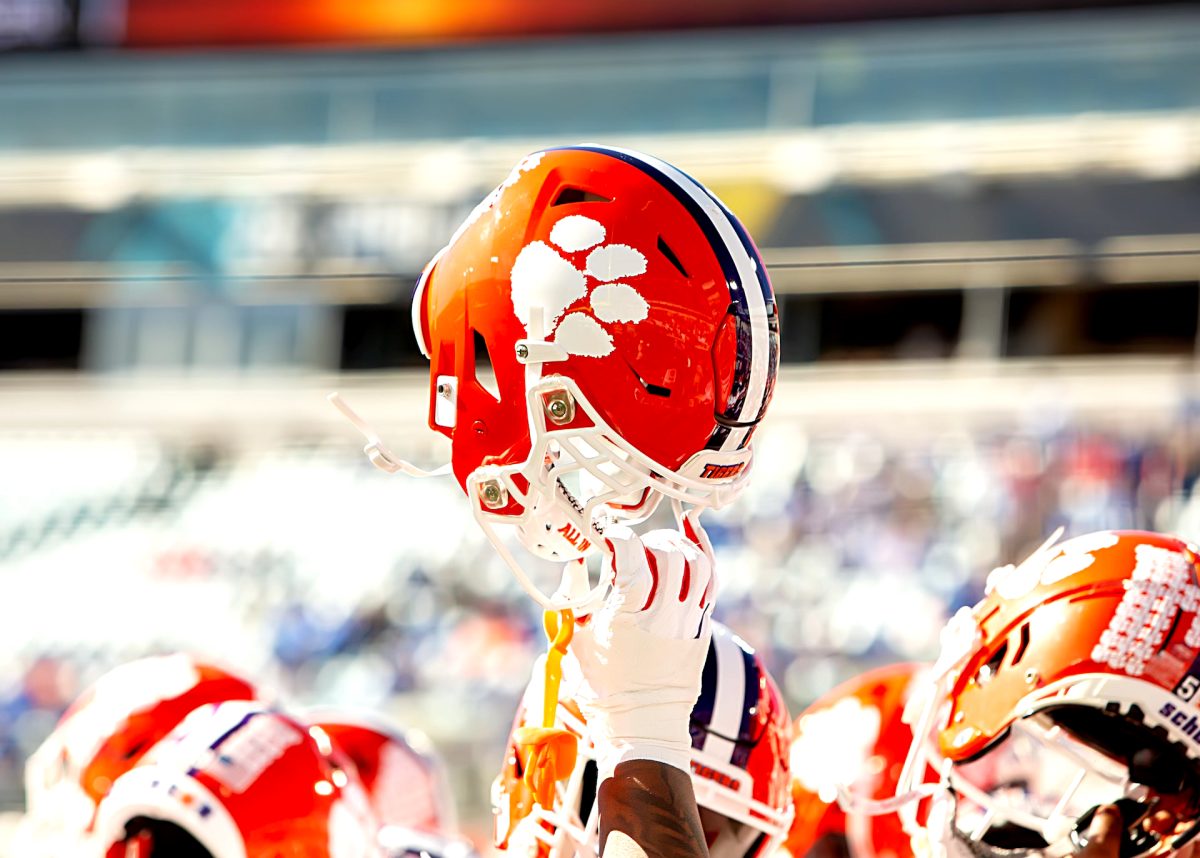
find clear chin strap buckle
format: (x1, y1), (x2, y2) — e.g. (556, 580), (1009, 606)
(327, 392), (452, 478)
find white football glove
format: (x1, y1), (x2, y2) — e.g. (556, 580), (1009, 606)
(567, 523), (715, 781)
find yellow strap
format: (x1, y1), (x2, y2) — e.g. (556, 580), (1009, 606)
(513, 608), (579, 809)
(541, 608), (574, 727)
(512, 726), (579, 808)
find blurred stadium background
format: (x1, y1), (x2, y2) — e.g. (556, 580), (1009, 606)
(2, 0), (1200, 851)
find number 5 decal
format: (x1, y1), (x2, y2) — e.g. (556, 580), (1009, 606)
(1176, 675), (1200, 701)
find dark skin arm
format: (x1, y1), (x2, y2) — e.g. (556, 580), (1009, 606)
(598, 759), (709, 858)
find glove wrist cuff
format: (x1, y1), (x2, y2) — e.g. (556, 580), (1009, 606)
(596, 739), (693, 782)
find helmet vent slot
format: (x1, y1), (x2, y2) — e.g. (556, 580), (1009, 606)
(1010, 624), (1031, 666)
(472, 329), (501, 402)
(552, 187), (611, 206)
(657, 236), (690, 278)
(625, 359), (671, 398)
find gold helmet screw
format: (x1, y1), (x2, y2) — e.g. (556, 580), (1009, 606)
(545, 390), (575, 425)
(479, 479), (508, 509)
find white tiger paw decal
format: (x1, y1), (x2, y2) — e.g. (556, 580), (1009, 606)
(510, 215), (649, 358)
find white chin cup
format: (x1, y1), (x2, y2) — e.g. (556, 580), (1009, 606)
(514, 482), (600, 562)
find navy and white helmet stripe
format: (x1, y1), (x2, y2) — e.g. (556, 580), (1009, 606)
(690, 624), (762, 769)
(561, 145), (778, 454)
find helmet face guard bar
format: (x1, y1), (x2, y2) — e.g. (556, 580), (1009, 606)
(841, 632), (1194, 858)
(689, 749), (795, 852)
(840, 709), (1146, 858)
(942, 714), (1139, 854)
(468, 374), (752, 611)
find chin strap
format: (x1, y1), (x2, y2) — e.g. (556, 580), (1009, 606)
(328, 392), (452, 477)
(514, 608), (579, 809)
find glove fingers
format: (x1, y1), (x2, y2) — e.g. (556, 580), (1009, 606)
(681, 509), (716, 567)
(681, 510), (718, 607)
(603, 526), (653, 612)
(639, 531), (712, 637)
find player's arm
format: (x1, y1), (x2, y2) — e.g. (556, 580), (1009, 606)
(572, 526), (716, 858)
(598, 759), (708, 858)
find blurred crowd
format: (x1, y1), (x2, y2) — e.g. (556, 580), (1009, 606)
(2, 411), (1198, 831)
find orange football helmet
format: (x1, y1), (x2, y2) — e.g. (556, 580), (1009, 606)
(405, 146), (779, 609)
(492, 622), (793, 858)
(787, 663), (927, 858)
(306, 710), (457, 835)
(882, 530), (1200, 858)
(93, 701), (382, 858)
(22, 654), (259, 853)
